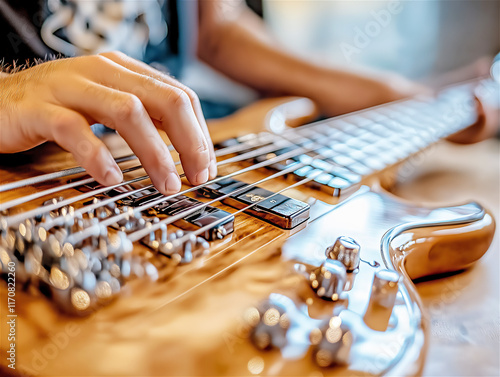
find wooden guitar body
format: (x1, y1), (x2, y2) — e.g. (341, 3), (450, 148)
(0, 92), (496, 376)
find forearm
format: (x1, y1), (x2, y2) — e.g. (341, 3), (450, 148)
(197, 3), (412, 115)
(198, 6), (314, 94)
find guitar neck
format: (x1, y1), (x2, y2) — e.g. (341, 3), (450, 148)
(265, 79), (488, 190)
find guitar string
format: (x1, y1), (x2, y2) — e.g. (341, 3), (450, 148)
(78, 151), (333, 245)
(0, 165), (144, 212)
(0, 131), (299, 213)
(147, 171), (332, 247)
(125, 104), (463, 244)
(4, 137), (315, 228)
(1, 87), (476, 228)
(0, 78), (478, 194)
(0, 153), (139, 193)
(0, 93), (446, 211)
(0, 132), (279, 193)
(41, 128), (356, 233)
(22, 95), (443, 233)
(0, 92), (476, 229)
(0, 92), (436, 195)
(65, 143), (328, 245)
(1, 103), (384, 223)
(69, 89), (481, 245)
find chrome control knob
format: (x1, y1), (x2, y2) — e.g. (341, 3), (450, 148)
(363, 269), (400, 331)
(309, 259), (347, 301)
(245, 300), (290, 350)
(325, 236), (360, 271)
(310, 316), (353, 367)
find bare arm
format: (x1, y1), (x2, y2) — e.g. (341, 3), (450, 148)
(197, 0), (421, 116)
(197, 0), (497, 142)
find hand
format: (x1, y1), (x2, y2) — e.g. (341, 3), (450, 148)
(446, 92), (499, 144)
(0, 52), (217, 195)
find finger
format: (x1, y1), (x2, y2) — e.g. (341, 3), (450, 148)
(96, 52), (216, 180)
(100, 51), (217, 178)
(36, 104), (123, 186)
(52, 80), (181, 194)
(447, 96), (499, 144)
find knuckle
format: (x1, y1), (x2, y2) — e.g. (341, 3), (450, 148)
(194, 139), (209, 155)
(89, 54), (110, 66)
(51, 112), (78, 137)
(183, 87), (199, 104)
(115, 94), (143, 119)
(99, 50), (124, 60)
(168, 89), (192, 111)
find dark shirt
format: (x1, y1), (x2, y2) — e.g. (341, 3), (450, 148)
(0, 0), (181, 75)
(0, 0), (250, 118)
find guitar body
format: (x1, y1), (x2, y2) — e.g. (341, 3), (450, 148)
(0, 96), (496, 376)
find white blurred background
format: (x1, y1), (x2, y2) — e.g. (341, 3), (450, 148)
(262, 0), (499, 80)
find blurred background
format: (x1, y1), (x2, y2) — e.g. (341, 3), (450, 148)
(189, 0), (499, 111)
(259, 0), (499, 80)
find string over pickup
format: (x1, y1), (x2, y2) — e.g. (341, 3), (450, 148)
(198, 178), (310, 229)
(143, 195), (234, 242)
(77, 183), (234, 242)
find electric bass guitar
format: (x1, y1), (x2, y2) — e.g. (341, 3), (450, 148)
(0, 74), (498, 376)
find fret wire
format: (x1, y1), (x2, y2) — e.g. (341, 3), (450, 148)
(283, 131), (371, 177)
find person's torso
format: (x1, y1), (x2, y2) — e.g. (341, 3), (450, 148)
(0, 0), (184, 74)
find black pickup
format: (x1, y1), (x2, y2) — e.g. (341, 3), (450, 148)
(197, 178), (310, 229)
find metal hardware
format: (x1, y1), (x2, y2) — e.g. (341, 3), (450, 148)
(363, 269), (400, 331)
(144, 195), (234, 241)
(141, 224), (209, 264)
(198, 178), (309, 229)
(310, 316), (353, 367)
(309, 259), (347, 301)
(245, 300), (290, 350)
(325, 236), (360, 271)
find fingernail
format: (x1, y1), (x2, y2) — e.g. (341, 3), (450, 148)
(104, 165), (122, 186)
(164, 172), (181, 193)
(208, 160), (217, 179)
(195, 168), (209, 185)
